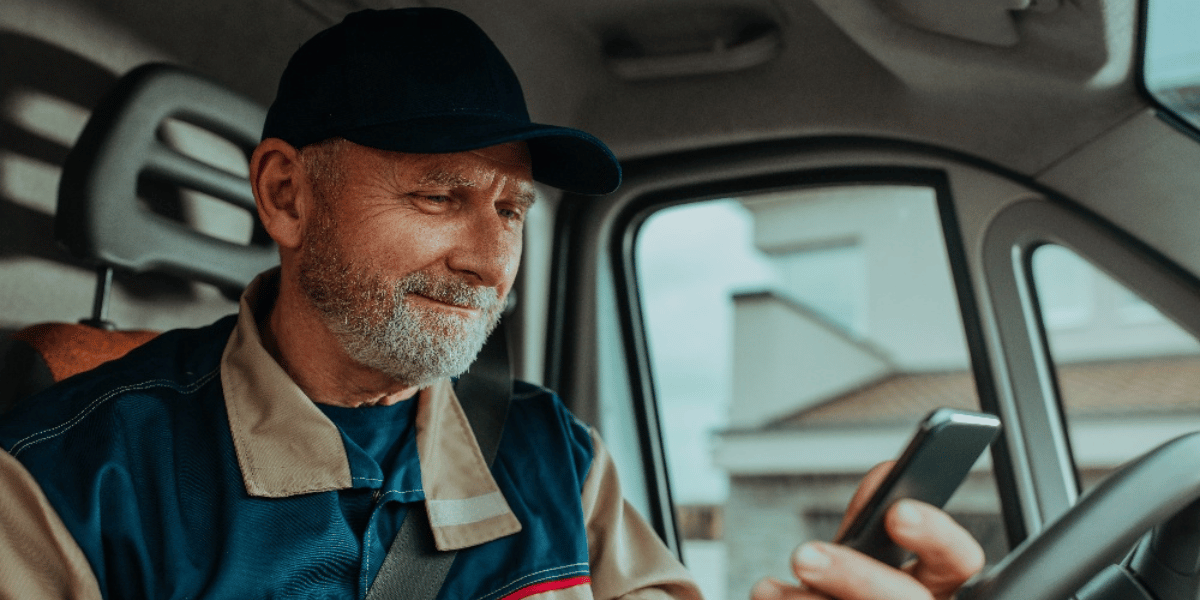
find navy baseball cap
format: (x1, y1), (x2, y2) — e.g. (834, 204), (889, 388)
(262, 8), (621, 195)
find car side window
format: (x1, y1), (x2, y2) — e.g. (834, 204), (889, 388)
(634, 183), (1004, 600)
(1031, 245), (1200, 493)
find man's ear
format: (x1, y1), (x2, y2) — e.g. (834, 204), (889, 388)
(250, 138), (309, 250)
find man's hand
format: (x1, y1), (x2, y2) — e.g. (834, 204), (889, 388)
(749, 462), (985, 600)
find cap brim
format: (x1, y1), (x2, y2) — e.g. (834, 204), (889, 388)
(339, 115), (621, 195)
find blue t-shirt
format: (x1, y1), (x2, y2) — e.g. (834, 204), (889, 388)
(317, 396), (418, 474)
(317, 395), (420, 546)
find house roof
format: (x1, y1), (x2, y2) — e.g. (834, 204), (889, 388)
(770, 354), (1200, 430)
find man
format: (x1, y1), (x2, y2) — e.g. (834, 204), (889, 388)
(0, 7), (983, 599)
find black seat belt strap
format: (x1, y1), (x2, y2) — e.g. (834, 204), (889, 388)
(365, 320), (512, 600)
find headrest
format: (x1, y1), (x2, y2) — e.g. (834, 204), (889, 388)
(56, 63), (277, 295)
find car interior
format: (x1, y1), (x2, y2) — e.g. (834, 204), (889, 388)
(4, 0), (1200, 598)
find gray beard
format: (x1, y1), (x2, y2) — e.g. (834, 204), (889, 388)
(327, 271), (502, 388)
(299, 247), (503, 389)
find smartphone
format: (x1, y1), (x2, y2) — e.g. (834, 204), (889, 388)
(833, 407), (1001, 567)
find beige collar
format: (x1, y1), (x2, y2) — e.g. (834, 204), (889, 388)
(218, 270), (521, 550)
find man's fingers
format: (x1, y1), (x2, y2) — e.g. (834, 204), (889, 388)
(886, 500), (986, 598)
(750, 577), (826, 600)
(834, 461), (895, 540)
(774, 462), (985, 600)
(787, 542), (933, 600)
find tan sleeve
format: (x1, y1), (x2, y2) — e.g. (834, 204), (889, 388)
(0, 449), (103, 600)
(582, 429), (704, 600)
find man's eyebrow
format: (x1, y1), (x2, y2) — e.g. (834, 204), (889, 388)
(513, 189), (537, 209)
(419, 170), (476, 188)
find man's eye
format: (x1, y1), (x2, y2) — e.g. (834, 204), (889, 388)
(411, 194), (453, 210)
(498, 207), (524, 221)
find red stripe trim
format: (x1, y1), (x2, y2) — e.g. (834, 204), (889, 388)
(500, 575), (591, 600)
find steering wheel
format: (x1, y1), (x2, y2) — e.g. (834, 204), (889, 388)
(955, 432), (1200, 600)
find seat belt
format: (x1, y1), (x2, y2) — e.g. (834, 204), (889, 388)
(365, 320), (512, 600)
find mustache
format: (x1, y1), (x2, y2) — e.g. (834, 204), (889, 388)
(395, 272), (501, 312)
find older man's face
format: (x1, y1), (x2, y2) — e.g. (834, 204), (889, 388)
(297, 141), (534, 388)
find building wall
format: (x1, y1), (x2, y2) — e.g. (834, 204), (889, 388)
(731, 293), (891, 427)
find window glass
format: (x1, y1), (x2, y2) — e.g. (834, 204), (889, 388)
(635, 185), (1003, 600)
(1144, 0), (1200, 131)
(772, 240), (865, 337)
(1031, 245), (1200, 491)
